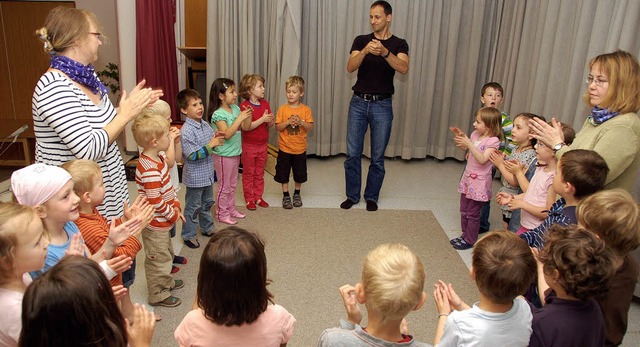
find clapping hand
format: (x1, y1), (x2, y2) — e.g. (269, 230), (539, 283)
(126, 304), (156, 347)
(339, 284), (362, 325)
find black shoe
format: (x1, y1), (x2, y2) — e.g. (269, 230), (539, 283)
(173, 255), (187, 264)
(340, 199), (356, 209)
(479, 227), (489, 234)
(450, 237), (462, 245)
(452, 239), (473, 250)
(184, 238), (200, 249)
(366, 200), (378, 211)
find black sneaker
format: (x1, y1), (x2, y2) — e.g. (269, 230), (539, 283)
(282, 195), (293, 209)
(340, 199), (356, 209)
(184, 238), (200, 249)
(292, 194), (303, 207)
(366, 200), (378, 211)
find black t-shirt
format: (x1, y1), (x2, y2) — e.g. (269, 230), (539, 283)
(350, 33), (409, 95)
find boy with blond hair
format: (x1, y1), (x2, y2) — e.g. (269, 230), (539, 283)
(274, 76), (313, 209)
(433, 231), (535, 346)
(62, 159), (152, 319)
(577, 189), (640, 346)
(318, 243), (430, 346)
(132, 113), (185, 308)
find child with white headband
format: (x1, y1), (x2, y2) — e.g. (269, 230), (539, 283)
(11, 163), (139, 279)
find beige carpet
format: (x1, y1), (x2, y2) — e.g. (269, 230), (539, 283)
(150, 208), (478, 346)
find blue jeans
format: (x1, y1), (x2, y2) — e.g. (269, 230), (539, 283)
(182, 185), (215, 240)
(344, 95), (393, 203)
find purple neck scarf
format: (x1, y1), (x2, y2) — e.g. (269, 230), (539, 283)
(50, 55), (108, 97)
(588, 106), (619, 126)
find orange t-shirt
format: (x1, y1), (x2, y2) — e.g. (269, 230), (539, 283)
(275, 103), (313, 154)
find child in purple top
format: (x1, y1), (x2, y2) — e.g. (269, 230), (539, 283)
(530, 225), (614, 347)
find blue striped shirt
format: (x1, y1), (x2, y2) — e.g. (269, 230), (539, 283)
(520, 198), (577, 249)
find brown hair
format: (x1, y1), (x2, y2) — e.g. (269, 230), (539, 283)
(239, 74), (266, 100)
(577, 189), (640, 257)
(472, 231), (536, 304)
(557, 122), (575, 146)
(481, 82), (504, 97)
(61, 159), (102, 196)
(583, 50), (640, 113)
(131, 113), (170, 147)
(176, 88), (202, 110)
(513, 113), (544, 147)
(20, 256), (128, 347)
(540, 225), (614, 300)
(35, 6), (101, 55)
(476, 107), (504, 141)
(361, 243), (425, 323)
(197, 227), (273, 326)
(0, 203), (38, 284)
(285, 76), (305, 94)
(207, 78), (236, 122)
(558, 149), (608, 199)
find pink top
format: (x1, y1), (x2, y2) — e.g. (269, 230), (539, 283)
(0, 274), (31, 347)
(174, 304), (296, 347)
(458, 131), (500, 202)
(520, 166), (555, 229)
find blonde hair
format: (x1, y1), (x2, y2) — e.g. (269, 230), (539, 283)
(131, 113), (170, 147)
(577, 189), (640, 257)
(35, 6), (101, 55)
(0, 203), (39, 283)
(583, 50), (640, 113)
(61, 159), (102, 196)
(285, 76), (305, 93)
(140, 99), (171, 120)
(239, 74), (265, 100)
(361, 243), (425, 323)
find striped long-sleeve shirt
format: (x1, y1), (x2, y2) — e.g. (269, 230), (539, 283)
(32, 71), (129, 219)
(135, 153), (181, 231)
(75, 208), (142, 286)
(520, 198), (577, 249)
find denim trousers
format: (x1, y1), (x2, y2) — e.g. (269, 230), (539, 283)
(181, 185), (215, 240)
(344, 95), (393, 203)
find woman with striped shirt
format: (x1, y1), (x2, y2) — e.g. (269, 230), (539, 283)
(32, 6), (162, 219)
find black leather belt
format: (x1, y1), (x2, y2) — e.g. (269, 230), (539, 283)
(354, 92), (392, 102)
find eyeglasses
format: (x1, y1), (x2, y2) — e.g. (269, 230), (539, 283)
(534, 142), (547, 149)
(585, 76), (608, 87)
(89, 32), (103, 40)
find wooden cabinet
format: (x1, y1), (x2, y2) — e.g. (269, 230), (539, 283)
(0, 1), (74, 165)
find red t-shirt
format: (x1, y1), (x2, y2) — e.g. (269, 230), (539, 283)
(240, 99), (272, 146)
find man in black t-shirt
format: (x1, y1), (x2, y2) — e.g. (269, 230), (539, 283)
(341, 1), (409, 212)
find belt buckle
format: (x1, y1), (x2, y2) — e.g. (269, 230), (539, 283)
(363, 93), (373, 101)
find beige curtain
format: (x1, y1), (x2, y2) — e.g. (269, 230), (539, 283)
(207, 0), (640, 160)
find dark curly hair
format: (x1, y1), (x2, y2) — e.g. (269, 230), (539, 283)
(540, 225), (614, 300)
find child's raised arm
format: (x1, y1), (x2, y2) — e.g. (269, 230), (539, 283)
(216, 107), (252, 138)
(507, 194), (549, 220)
(338, 284), (362, 325)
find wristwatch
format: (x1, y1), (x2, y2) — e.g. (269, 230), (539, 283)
(383, 49), (391, 58)
(552, 142), (566, 153)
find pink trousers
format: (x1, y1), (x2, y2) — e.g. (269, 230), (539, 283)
(213, 154), (240, 220)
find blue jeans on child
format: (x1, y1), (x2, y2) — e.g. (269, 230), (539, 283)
(344, 95), (393, 203)
(182, 185), (215, 240)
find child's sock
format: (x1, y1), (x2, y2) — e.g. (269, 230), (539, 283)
(283, 191), (290, 197)
(294, 189), (300, 195)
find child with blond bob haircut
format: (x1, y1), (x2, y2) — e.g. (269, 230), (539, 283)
(529, 225), (614, 347)
(0, 203), (48, 346)
(434, 231), (535, 346)
(62, 159), (152, 320)
(318, 243), (429, 346)
(132, 113), (185, 308)
(239, 74), (274, 210)
(576, 189), (640, 346)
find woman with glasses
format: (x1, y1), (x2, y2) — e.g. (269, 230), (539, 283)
(32, 6), (162, 219)
(529, 50), (640, 191)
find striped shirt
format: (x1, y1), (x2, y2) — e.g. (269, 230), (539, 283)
(520, 198), (577, 250)
(135, 153), (181, 231)
(180, 116), (215, 187)
(32, 71), (129, 219)
(75, 208), (142, 286)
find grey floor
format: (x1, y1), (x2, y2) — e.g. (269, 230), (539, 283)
(1, 155), (638, 345)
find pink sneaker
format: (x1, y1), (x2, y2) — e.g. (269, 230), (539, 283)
(230, 210), (246, 219)
(217, 216), (238, 225)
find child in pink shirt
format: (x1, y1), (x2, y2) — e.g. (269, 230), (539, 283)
(174, 227), (295, 346)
